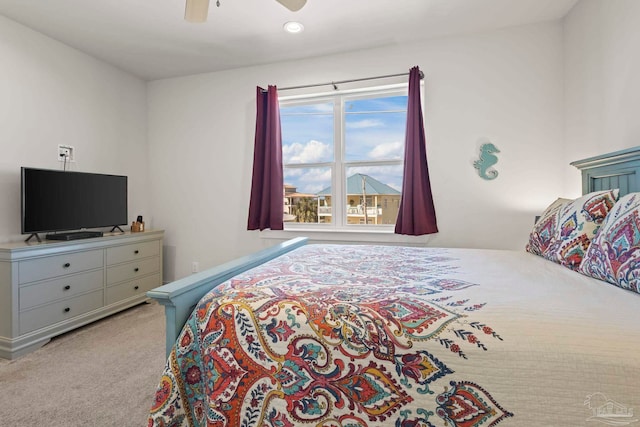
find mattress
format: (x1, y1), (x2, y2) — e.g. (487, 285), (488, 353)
(148, 244), (640, 426)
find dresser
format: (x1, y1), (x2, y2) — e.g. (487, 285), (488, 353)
(0, 230), (163, 359)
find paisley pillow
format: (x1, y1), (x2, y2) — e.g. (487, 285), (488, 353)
(526, 198), (572, 257)
(578, 192), (640, 293)
(545, 189), (619, 270)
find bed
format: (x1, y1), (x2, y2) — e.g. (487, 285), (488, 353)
(148, 146), (640, 427)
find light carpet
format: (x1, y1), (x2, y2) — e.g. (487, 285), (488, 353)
(0, 301), (167, 426)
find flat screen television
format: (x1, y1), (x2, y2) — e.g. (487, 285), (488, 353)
(21, 167), (128, 241)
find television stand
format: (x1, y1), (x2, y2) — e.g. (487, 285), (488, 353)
(46, 231), (104, 241)
(0, 230), (164, 359)
(110, 225), (124, 233)
(24, 233), (42, 243)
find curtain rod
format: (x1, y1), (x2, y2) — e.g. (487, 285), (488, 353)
(269, 70), (424, 92)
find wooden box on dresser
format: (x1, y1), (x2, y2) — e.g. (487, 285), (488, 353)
(0, 230), (163, 359)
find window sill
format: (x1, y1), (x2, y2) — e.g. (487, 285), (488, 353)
(260, 227), (434, 245)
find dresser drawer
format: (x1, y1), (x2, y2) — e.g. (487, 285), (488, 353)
(106, 256), (160, 285)
(18, 250), (103, 284)
(19, 290), (104, 334)
(105, 273), (160, 305)
(20, 270), (104, 310)
(107, 240), (160, 266)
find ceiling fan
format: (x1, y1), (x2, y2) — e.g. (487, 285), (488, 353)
(185, 0), (307, 23)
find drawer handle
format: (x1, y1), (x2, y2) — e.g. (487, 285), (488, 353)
(64, 285), (71, 291)
(63, 262), (71, 268)
(64, 307), (70, 313)
(134, 267), (140, 272)
(134, 285), (139, 290)
(134, 250), (140, 254)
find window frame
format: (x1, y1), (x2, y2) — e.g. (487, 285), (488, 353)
(280, 84), (410, 232)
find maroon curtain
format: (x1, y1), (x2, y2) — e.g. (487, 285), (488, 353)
(395, 66), (438, 235)
(247, 86), (284, 231)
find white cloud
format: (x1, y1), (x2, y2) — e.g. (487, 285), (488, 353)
(368, 141), (404, 160)
(298, 169), (332, 193)
(284, 168), (303, 178)
(285, 167), (332, 194)
(311, 104), (333, 113)
(347, 165), (403, 192)
(346, 119), (384, 129)
(283, 140), (332, 164)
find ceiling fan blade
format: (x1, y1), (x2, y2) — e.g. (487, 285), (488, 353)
(185, 0), (210, 23)
(275, 0), (307, 12)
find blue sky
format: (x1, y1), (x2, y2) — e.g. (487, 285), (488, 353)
(281, 95), (407, 195)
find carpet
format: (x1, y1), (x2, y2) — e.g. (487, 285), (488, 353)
(0, 300), (167, 426)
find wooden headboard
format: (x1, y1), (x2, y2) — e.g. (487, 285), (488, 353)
(571, 146), (640, 196)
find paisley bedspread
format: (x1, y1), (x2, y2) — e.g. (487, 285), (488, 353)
(149, 245), (640, 427)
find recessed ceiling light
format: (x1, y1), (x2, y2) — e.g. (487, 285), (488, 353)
(283, 21), (304, 34)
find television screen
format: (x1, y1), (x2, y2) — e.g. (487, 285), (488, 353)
(21, 167), (128, 235)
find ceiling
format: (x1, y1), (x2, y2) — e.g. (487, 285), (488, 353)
(0, 0), (578, 81)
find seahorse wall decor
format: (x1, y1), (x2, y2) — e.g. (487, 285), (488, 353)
(474, 140), (500, 180)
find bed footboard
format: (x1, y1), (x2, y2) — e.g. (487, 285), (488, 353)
(147, 237), (308, 356)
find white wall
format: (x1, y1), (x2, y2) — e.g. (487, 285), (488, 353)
(4, 1), (636, 282)
(0, 15), (149, 243)
(149, 22), (566, 280)
(564, 0), (640, 193)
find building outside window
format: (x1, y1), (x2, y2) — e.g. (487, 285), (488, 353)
(280, 86), (408, 229)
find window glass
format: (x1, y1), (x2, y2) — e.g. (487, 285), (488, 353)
(344, 165), (403, 225)
(280, 88), (408, 228)
(345, 96), (406, 162)
(281, 102), (334, 164)
(283, 167), (331, 224)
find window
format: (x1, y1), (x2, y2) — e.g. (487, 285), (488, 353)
(280, 87), (408, 229)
